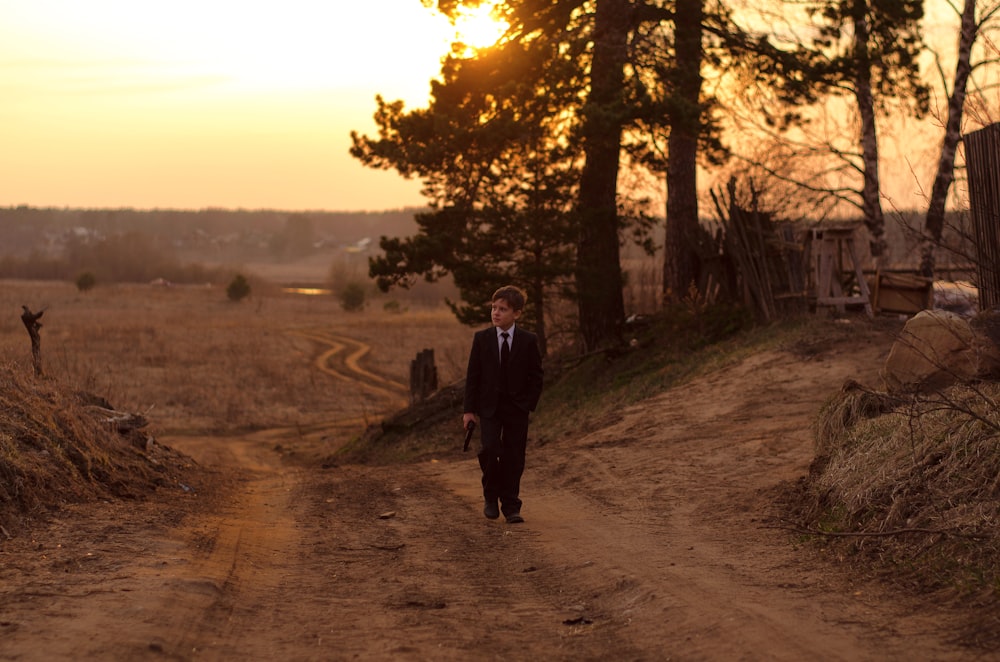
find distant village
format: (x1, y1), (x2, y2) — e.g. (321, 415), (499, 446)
(37, 224), (370, 255)
(0, 206), (420, 262)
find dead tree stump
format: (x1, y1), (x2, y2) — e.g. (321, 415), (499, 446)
(409, 349), (438, 404)
(20, 305), (45, 376)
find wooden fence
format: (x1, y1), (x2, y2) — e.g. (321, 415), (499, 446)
(710, 180), (809, 322)
(965, 122), (1000, 311)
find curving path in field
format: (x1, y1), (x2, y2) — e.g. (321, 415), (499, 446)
(218, 329), (412, 453)
(291, 329), (409, 410)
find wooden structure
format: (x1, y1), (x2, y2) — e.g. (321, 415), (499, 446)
(869, 271), (933, 315)
(409, 348), (438, 404)
(710, 180), (809, 323)
(811, 226), (873, 317)
(965, 122), (1000, 311)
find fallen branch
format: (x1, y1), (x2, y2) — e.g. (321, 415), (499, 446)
(767, 521), (991, 540)
(85, 406), (150, 433)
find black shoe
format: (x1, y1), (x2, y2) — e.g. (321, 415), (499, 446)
(505, 512), (524, 524)
(484, 502), (500, 520)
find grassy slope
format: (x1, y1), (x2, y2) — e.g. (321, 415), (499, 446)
(0, 363), (200, 534)
(337, 304), (812, 463)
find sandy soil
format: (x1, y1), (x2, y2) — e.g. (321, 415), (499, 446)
(0, 321), (990, 661)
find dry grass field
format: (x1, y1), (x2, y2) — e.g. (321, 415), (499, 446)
(0, 279), (472, 438)
(5, 272), (1000, 658)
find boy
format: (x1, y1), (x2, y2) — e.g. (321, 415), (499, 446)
(463, 286), (544, 523)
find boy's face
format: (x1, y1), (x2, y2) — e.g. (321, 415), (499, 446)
(491, 298), (521, 331)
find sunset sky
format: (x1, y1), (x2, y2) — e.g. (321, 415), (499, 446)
(0, 1), (503, 212)
(0, 1), (982, 215)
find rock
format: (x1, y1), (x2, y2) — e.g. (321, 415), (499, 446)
(881, 310), (977, 392)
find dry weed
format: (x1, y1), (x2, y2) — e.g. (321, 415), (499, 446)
(799, 379), (1000, 606)
(0, 362), (195, 533)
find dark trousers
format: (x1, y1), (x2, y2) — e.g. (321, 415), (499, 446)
(478, 397), (529, 515)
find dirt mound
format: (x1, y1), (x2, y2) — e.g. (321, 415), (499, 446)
(0, 363), (199, 535)
(789, 376), (1000, 647)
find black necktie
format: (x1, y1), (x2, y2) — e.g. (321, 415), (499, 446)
(500, 331), (510, 389)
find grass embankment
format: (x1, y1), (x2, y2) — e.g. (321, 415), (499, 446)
(338, 303), (787, 462)
(0, 362), (197, 535)
(792, 379), (1000, 629)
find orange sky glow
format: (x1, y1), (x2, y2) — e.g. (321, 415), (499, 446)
(0, 1), (988, 216)
(0, 1), (505, 212)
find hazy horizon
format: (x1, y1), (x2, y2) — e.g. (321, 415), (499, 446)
(0, 1), (504, 212)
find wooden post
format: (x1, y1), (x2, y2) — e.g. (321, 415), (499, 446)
(964, 123), (1000, 311)
(812, 227), (873, 318)
(409, 349), (438, 404)
(20, 305), (45, 376)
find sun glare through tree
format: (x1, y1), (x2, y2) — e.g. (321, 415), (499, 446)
(450, 2), (508, 53)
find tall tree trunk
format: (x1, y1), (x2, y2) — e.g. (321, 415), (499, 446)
(534, 285), (547, 358)
(853, 2), (887, 261)
(529, 247), (549, 357)
(920, 0), (977, 277)
(576, 0), (629, 350)
(663, 0), (704, 303)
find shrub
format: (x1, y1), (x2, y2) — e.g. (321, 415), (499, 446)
(75, 272), (97, 292)
(383, 299), (405, 314)
(226, 274), (251, 302)
(339, 282), (366, 311)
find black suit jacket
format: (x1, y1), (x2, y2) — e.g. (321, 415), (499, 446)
(463, 326), (543, 418)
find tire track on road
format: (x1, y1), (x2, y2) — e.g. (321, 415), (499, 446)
(291, 329), (409, 410)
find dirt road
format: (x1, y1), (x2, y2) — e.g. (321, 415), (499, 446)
(0, 323), (986, 660)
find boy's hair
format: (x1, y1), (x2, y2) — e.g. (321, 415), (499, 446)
(492, 285), (527, 312)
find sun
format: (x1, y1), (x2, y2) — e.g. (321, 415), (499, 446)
(451, 2), (509, 52)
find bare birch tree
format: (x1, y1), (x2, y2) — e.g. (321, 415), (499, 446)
(920, 0), (1000, 277)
